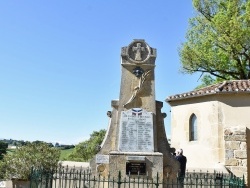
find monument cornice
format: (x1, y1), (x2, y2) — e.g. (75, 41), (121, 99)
(109, 151), (163, 156)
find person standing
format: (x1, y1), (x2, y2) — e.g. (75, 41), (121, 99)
(175, 149), (187, 184)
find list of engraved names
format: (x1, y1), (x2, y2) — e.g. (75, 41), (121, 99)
(118, 108), (154, 152)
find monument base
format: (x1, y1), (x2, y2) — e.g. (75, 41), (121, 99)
(109, 151), (163, 179)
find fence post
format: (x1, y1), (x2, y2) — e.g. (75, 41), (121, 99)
(154, 172), (159, 188)
(242, 175), (245, 188)
(215, 173), (223, 188)
(29, 167), (33, 188)
(117, 171), (122, 188)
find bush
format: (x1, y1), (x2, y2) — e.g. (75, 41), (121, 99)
(3, 142), (60, 180)
(0, 160), (6, 179)
(0, 141), (8, 160)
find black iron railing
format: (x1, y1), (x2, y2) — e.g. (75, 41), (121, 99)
(30, 166), (245, 188)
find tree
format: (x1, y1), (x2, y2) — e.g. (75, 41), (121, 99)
(55, 142), (60, 147)
(179, 0), (250, 86)
(0, 141), (8, 160)
(67, 129), (106, 162)
(47, 142), (54, 147)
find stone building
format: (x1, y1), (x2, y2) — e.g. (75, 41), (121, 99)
(166, 80), (249, 185)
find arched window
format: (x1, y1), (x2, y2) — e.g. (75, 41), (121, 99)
(189, 114), (197, 141)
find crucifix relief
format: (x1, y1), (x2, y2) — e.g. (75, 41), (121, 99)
(132, 43), (144, 61)
(125, 40), (153, 63)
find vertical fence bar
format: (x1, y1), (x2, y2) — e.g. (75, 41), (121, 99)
(78, 169), (82, 187)
(49, 170), (53, 188)
(64, 170), (67, 188)
(138, 176), (141, 188)
(117, 171), (122, 188)
(155, 172), (159, 188)
(242, 175), (245, 188)
(146, 174), (149, 188)
(53, 169), (57, 188)
(128, 174), (131, 188)
(29, 167), (33, 188)
(112, 176), (115, 188)
(108, 173), (110, 188)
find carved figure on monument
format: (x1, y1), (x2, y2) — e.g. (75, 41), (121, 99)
(123, 69), (151, 107)
(133, 43), (145, 61)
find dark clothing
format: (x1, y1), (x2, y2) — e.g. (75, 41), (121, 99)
(176, 155), (187, 176)
(176, 154), (187, 186)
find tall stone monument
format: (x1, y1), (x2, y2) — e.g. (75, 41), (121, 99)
(90, 39), (178, 181)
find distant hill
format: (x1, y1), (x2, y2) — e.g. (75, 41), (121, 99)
(0, 139), (74, 149)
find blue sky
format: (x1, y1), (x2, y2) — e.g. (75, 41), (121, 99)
(0, 1), (201, 144)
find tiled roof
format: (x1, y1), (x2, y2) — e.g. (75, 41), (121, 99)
(166, 80), (250, 102)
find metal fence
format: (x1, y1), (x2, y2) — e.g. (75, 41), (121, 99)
(30, 166), (245, 188)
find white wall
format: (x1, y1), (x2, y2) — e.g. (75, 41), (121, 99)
(169, 93), (250, 172)
(169, 98), (224, 170)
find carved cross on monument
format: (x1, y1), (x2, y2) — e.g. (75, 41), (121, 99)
(132, 43), (144, 61)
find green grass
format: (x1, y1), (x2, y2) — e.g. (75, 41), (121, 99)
(59, 148), (74, 160)
(4, 148), (74, 160)
(5, 147), (74, 160)
(6, 148), (16, 154)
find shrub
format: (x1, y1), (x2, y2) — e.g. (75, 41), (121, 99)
(3, 142), (60, 180)
(0, 160), (6, 179)
(0, 141), (8, 160)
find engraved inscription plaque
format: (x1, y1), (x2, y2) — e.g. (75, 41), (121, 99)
(118, 108), (154, 152)
(96, 154), (109, 164)
(126, 162), (146, 175)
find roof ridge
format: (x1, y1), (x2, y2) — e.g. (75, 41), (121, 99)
(166, 79), (250, 102)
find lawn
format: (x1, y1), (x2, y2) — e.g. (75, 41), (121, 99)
(6, 148), (16, 154)
(6, 147), (74, 161)
(59, 148), (74, 160)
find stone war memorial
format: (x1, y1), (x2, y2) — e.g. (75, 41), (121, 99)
(90, 39), (179, 182)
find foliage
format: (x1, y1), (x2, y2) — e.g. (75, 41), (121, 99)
(195, 74), (220, 89)
(2, 142), (60, 180)
(0, 141), (8, 160)
(0, 160), (7, 179)
(67, 129), (106, 162)
(179, 0), (250, 86)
